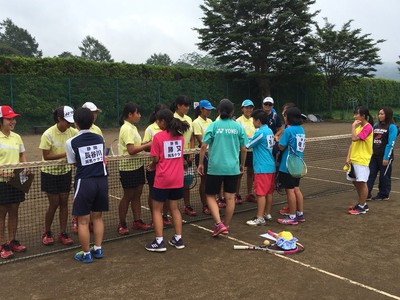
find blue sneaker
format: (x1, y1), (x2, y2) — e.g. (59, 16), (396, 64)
(74, 251), (93, 263)
(296, 214), (306, 222)
(348, 204), (368, 215)
(90, 247), (104, 259)
(168, 237), (185, 249)
(145, 239), (167, 252)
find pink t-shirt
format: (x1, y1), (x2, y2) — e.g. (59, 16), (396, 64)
(150, 130), (184, 189)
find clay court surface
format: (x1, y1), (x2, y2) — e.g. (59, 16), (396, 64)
(2, 122), (400, 300)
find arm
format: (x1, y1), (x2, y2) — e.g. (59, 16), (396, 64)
(239, 145), (247, 174)
(351, 120), (362, 141)
(42, 149), (66, 160)
(126, 141), (151, 155)
(274, 126), (284, 141)
(147, 156), (159, 172)
(197, 142), (208, 176)
(383, 124), (398, 164)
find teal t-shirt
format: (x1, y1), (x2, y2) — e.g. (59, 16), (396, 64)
(278, 125), (306, 173)
(202, 118), (248, 175)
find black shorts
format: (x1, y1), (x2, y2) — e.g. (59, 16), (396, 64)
(152, 187), (184, 203)
(0, 182), (25, 204)
(205, 174), (238, 195)
(239, 151), (253, 168)
(146, 169), (155, 187)
(119, 166), (145, 189)
(72, 177), (109, 216)
(41, 171), (72, 194)
(278, 171), (300, 189)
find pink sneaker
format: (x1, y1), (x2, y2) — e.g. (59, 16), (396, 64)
(212, 222), (228, 237)
(118, 223), (129, 235)
(132, 219), (152, 230)
(279, 206), (290, 216)
(277, 217), (298, 225)
(8, 240), (27, 253)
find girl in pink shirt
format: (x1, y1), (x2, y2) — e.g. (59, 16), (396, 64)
(145, 109), (190, 252)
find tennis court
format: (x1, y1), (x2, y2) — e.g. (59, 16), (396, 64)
(1, 122), (400, 299)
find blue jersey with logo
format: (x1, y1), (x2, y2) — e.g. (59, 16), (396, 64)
(278, 125), (305, 173)
(246, 125), (276, 174)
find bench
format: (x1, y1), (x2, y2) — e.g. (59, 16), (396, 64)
(33, 125), (49, 134)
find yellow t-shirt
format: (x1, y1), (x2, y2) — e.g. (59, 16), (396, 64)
(90, 124), (103, 138)
(236, 115), (255, 138)
(118, 120), (144, 171)
(193, 116), (212, 147)
(350, 123), (373, 166)
(39, 124), (78, 175)
(174, 112), (193, 150)
(0, 131), (25, 182)
(143, 122), (162, 143)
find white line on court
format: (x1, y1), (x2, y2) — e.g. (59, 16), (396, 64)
(187, 222), (400, 300)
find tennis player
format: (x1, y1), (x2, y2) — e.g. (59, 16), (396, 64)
(66, 107), (108, 263)
(277, 107), (306, 225)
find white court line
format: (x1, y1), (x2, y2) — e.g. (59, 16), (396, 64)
(308, 165), (400, 180)
(188, 222), (400, 300)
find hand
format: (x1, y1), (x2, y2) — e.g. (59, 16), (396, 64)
(23, 168), (31, 176)
(147, 163), (155, 172)
(352, 120), (361, 127)
(239, 165), (245, 174)
(383, 159), (389, 166)
(197, 165), (204, 176)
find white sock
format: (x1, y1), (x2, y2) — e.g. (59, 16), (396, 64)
(174, 234), (182, 241)
(296, 211), (303, 217)
(289, 214), (296, 220)
(84, 251), (90, 256)
(93, 245), (101, 251)
(156, 237), (163, 244)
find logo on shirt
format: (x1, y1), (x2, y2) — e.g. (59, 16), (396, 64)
(216, 128), (238, 134)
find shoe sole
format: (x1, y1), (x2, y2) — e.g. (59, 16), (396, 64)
(145, 247), (167, 252)
(348, 210), (367, 215)
(348, 206), (369, 212)
(277, 219), (298, 225)
(168, 241), (185, 249)
(246, 221), (265, 226)
(74, 257), (93, 263)
(212, 228), (228, 237)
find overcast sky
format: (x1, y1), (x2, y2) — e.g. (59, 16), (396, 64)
(1, 0), (399, 64)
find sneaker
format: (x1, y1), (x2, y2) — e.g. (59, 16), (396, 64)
(1, 243), (14, 259)
(118, 222), (129, 235)
(41, 230), (54, 246)
(348, 204), (368, 215)
(183, 205), (197, 216)
(277, 217), (299, 225)
(90, 247), (104, 259)
(163, 215), (172, 226)
(168, 237), (185, 249)
(235, 194), (243, 205)
(246, 217), (266, 226)
(296, 214), (306, 223)
(217, 198), (226, 208)
(245, 194), (257, 203)
(74, 251), (93, 263)
(58, 232), (73, 245)
(263, 214), (272, 221)
(8, 240), (27, 253)
(372, 196), (389, 201)
(202, 205), (211, 215)
(72, 216), (78, 233)
(132, 219), (152, 230)
(348, 203), (369, 212)
(145, 239), (167, 252)
(279, 206), (290, 216)
(212, 222), (228, 237)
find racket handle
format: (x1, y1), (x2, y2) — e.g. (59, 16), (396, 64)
(233, 245), (249, 250)
(267, 230), (278, 238)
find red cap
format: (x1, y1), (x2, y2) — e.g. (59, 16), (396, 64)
(0, 106), (21, 118)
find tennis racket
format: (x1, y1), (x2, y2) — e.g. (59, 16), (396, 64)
(233, 243), (304, 255)
(286, 146), (307, 178)
(275, 172), (286, 195)
(106, 139), (119, 156)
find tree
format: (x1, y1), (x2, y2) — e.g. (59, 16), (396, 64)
(310, 19), (384, 115)
(397, 56), (400, 72)
(146, 53), (173, 66)
(56, 51), (78, 58)
(0, 18), (42, 58)
(195, 0), (317, 98)
(0, 41), (23, 56)
(174, 52), (226, 70)
(79, 36), (113, 62)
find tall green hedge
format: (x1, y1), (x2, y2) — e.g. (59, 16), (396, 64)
(1, 56), (399, 132)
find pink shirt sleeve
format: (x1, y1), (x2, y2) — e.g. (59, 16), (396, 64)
(358, 123), (372, 141)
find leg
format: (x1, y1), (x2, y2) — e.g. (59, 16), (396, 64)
(199, 175), (207, 206)
(207, 194), (221, 224)
(367, 156), (379, 198)
(77, 214), (90, 252)
(0, 205), (7, 244)
(90, 212), (104, 248)
(353, 181), (368, 205)
(223, 192), (235, 227)
(152, 200), (164, 237)
(294, 187), (304, 212)
(246, 167), (254, 195)
(264, 194), (273, 216)
(7, 203), (20, 241)
(131, 185), (144, 220)
(378, 160), (392, 198)
(286, 189), (297, 215)
(58, 192), (70, 232)
(256, 195), (266, 219)
(183, 186), (190, 206)
(45, 193), (60, 231)
(169, 200), (182, 236)
(119, 188), (133, 223)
